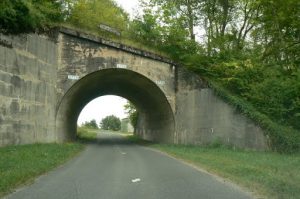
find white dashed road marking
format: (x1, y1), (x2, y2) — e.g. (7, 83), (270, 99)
(131, 178), (141, 183)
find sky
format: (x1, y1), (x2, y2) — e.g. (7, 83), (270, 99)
(77, 1), (139, 126)
(114, 0), (140, 18)
(114, 0), (205, 40)
(77, 96), (128, 126)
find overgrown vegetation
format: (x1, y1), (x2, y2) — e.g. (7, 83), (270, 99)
(77, 126), (98, 141)
(0, 0), (299, 152)
(128, 135), (300, 199)
(207, 80), (300, 153)
(66, 0), (128, 38)
(0, 143), (84, 197)
(124, 101), (138, 129)
(100, 115), (121, 131)
(0, 0), (63, 33)
(126, 0), (300, 152)
(81, 119), (99, 129)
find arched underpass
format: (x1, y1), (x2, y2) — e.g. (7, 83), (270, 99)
(56, 68), (175, 143)
(0, 28), (268, 150)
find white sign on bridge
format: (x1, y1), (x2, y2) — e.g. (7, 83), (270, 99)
(99, 24), (121, 36)
(155, 80), (166, 86)
(117, 64), (127, 69)
(68, 75), (80, 80)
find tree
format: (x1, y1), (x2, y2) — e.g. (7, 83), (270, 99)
(127, 1), (201, 61)
(253, 0), (300, 68)
(82, 119), (98, 129)
(0, 0), (64, 33)
(144, 0), (201, 41)
(124, 101), (138, 128)
(100, 115), (121, 131)
(126, 12), (162, 48)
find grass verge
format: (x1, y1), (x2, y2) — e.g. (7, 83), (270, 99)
(77, 127), (98, 142)
(127, 136), (300, 199)
(0, 143), (84, 197)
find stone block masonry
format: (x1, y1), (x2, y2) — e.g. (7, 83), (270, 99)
(0, 33), (58, 145)
(0, 28), (268, 150)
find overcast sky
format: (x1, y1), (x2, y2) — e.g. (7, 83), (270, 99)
(77, 1), (140, 126)
(115, 0), (140, 18)
(77, 96), (128, 125)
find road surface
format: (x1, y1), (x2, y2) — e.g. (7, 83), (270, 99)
(5, 132), (253, 199)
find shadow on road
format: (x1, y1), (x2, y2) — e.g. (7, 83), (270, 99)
(77, 132), (153, 146)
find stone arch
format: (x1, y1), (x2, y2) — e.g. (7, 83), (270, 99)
(55, 68), (175, 143)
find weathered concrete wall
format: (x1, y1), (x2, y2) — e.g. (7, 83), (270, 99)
(0, 28), (268, 150)
(57, 28), (175, 111)
(174, 68), (268, 150)
(0, 33), (58, 146)
(121, 118), (134, 133)
(55, 29), (176, 143)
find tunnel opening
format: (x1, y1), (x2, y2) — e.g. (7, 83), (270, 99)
(76, 95), (135, 139)
(55, 68), (175, 143)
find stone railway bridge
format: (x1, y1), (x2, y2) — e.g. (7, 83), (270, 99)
(0, 27), (267, 150)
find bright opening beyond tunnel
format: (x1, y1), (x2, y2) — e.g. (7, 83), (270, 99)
(77, 95), (128, 127)
(77, 95), (136, 137)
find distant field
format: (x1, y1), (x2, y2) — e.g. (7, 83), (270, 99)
(0, 143), (84, 197)
(77, 127), (133, 141)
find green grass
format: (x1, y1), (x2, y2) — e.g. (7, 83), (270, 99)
(128, 136), (300, 199)
(77, 127), (98, 142)
(60, 23), (169, 58)
(0, 143), (84, 197)
(77, 127), (133, 141)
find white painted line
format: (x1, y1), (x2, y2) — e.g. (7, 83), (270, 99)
(121, 152), (127, 155)
(131, 178), (141, 183)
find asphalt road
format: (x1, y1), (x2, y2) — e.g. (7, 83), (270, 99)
(5, 132), (253, 199)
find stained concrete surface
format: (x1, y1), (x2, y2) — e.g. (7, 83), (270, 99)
(0, 28), (268, 150)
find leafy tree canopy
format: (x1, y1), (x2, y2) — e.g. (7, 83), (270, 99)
(82, 119), (98, 129)
(130, 0), (300, 152)
(124, 101), (138, 128)
(0, 0), (63, 33)
(100, 115), (121, 131)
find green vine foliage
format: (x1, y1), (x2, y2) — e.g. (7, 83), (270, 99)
(208, 80), (300, 153)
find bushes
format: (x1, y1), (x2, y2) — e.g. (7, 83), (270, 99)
(0, 0), (63, 33)
(77, 127), (97, 141)
(210, 61), (300, 132)
(206, 61), (300, 153)
(209, 80), (300, 153)
(66, 0), (128, 38)
(82, 119), (98, 129)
